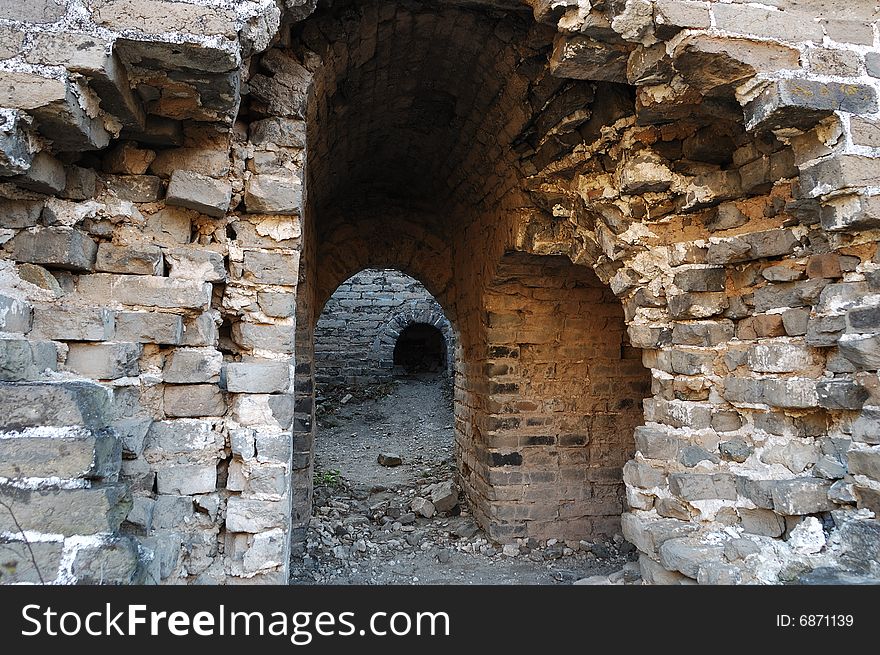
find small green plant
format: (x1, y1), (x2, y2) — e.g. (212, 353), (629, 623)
(314, 468), (342, 488)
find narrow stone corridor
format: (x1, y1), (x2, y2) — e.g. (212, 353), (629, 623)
(290, 376), (637, 584)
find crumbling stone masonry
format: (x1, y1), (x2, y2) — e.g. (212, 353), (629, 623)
(314, 268), (453, 386)
(1, 0), (880, 584)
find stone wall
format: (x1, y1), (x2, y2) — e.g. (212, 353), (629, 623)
(1, 0), (879, 585)
(314, 268), (452, 387)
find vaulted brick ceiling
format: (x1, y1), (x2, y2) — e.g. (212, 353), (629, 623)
(298, 0), (556, 219)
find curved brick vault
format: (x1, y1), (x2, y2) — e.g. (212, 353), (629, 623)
(0, 0), (879, 585)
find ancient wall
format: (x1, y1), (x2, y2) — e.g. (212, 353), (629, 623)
(1, 0), (879, 585)
(314, 268), (452, 387)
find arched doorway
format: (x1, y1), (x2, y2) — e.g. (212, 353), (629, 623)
(393, 323), (447, 375)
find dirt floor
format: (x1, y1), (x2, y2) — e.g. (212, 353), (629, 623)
(289, 374), (640, 585)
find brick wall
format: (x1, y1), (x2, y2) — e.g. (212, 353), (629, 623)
(314, 268), (453, 387)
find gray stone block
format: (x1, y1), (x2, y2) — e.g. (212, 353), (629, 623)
(772, 478), (834, 515)
(71, 537), (139, 585)
(156, 464), (217, 495)
(164, 246), (226, 282)
(745, 78), (877, 132)
(14, 152), (66, 194)
(225, 497), (285, 533)
(244, 173), (302, 215)
(848, 449), (880, 481)
(673, 267), (725, 292)
(65, 342), (141, 379)
(0, 337), (56, 381)
(257, 291), (296, 318)
(232, 321), (294, 353)
(816, 378), (869, 410)
(180, 312), (219, 347)
(839, 334), (880, 370)
(249, 117), (305, 148)
(852, 407), (880, 445)
(31, 306), (114, 341)
(163, 384), (226, 418)
(0, 380), (111, 430)
(0, 109), (33, 176)
(102, 174), (163, 202)
(163, 347), (223, 384)
(821, 194), (880, 232)
(0, 294), (32, 333)
(738, 507), (785, 537)
(112, 417), (152, 459)
(166, 170), (231, 218)
(61, 165), (97, 200)
(225, 361), (290, 393)
(0, 199), (42, 229)
(9, 227), (97, 272)
(658, 538), (725, 579)
(77, 274), (212, 309)
(0, 425), (120, 480)
(668, 472), (737, 501)
(0, 483), (130, 536)
(0, 541), (62, 584)
(242, 250), (299, 285)
(96, 242), (163, 275)
(114, 311), (184, 345)
(634, 424), (679, 460)
(144, 419), (225, 458)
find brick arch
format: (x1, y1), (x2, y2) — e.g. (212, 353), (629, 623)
(372, 303), (455, 378)
(313, 212), (455, 325)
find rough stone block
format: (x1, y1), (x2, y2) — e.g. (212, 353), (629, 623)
(0, 1), (66, 24)
(745, 79), (876, 132)
(852, 407), (880, 445)
(0, 199), (42, 229)
(249, 118), (306, 148)
(114, 311), (183, 345)
(802, 156), (880, 199)
(9, 227), (97, 272)
(225, 497), (285, 533)
(0, 541), (62, 584)
(103, 174), (164, 203)
(96, 243), (163, 276)
(838, 334), (880, 370)
(232, 322), (295, 353)
(738, 507), (785, 537)
(156, 464), (217, 495)
(144, 419), (224, 457)
(658, 538), (725, 579)
(0, 72), (110, 151)
(771, 478), (834, 515)
(31, 306), (114, 341)
(77, 274), (212, 309)
(163, 347), (223, 384)
(0, 483), (130, 536)
(847, 449), (880, 480)
(549, 35), (629, 83)
(668, 472), (737, 501)
(673, 267), (725, 292)
(0, 110), (33, 176)
(166, 170), (231, 218)
(820, 194), (880, 232)
(257, 291), (296, 318)
(71, 537), (139, 585)
(638, 553), (695, 585)
(0, 294), (32, 333)
(634, 424), (679, 459)
(65, 342), (141, 379)
(241, 250), (299, 285)
(747, 343), (813, 373)
(225, 361), (290, 393)
(163, 384), (226, 418)
(180, 312), (219, 347)
(0, 425), (119, 480)
(104, 143), (155, 175)
(667, 292), (727, 319)
(816, 378), (869, 410)
(0, 337), (57, 381)
(61, 165), (98, 201)
(244, 173), (303, 215)
(0, 380), (111, 430)
(164, 246), (226, 282)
